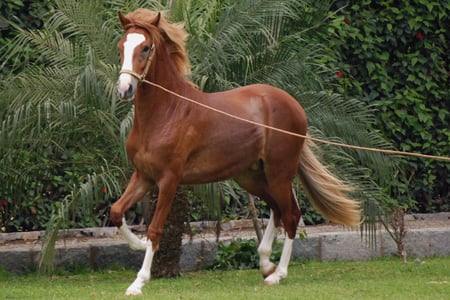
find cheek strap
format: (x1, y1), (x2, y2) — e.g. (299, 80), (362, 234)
(120, 43), (155, 83)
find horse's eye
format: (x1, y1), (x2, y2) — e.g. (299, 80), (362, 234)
(143, 46), (150, 52)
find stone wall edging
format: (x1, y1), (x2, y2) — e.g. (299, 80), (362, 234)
(1, 227), (448, 274)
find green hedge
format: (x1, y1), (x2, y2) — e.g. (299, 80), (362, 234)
(0, 0), (54, 75)
(328, 0), (449, 212)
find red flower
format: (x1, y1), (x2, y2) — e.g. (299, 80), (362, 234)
(1, 200), (7, 207)
(337, 71), (343, 78)
(101, 186), (107, 194)
(344, 18), (350, 25)
(416, 32), (423, 40)
(31, 208), (37, 215)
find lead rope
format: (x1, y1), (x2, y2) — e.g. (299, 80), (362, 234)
(136, 78), (450, 162)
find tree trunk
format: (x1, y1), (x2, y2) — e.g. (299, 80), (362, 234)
(247, 193), (263, 244)
(147, 186), (189, 278)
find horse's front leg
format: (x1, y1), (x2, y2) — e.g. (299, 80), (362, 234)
(125, 173), (180, 296)
(110, 171), (152, 250)
(125, 240), (154, 295)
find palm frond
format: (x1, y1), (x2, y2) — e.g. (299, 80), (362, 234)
(120, 106), (135, 163)
(46, 0), (118, 62)
(38, 163), (127, 274)
(187, 0), (297, 91)
(303, 91), (398, 186)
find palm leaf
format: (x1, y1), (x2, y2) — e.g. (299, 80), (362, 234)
(0, 0), (135, 266)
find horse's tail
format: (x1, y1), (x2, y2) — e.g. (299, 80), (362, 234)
(298, 139), (360, 227)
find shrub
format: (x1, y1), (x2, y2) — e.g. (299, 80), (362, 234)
(328, 0), (449, 212)
(0, 0), (53, 76)
(209, 238), (282, 271)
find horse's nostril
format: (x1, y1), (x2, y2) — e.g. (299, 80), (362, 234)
(124, 84), (135, 99)
(117, 81), (135, 99)
(117, 75), (136, 100)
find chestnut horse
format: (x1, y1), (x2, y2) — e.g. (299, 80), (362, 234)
(111, 8), (360, 295)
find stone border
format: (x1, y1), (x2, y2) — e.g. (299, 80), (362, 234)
(1, 225), (449, 274)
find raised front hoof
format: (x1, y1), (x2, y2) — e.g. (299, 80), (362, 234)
(129, 240), (147, 251)
(125, 288), (142, 296)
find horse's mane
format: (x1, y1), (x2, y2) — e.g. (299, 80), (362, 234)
(123, 8), (191, 78)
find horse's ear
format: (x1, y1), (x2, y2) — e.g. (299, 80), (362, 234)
(118, 11), (130, 29)
(152, 12), (161, 27)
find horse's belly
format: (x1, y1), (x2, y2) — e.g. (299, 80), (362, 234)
(181, 146), (261, 184)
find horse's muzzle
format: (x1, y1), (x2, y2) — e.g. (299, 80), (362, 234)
(117, 83), (134, 100)
(116, 76), (137, 100)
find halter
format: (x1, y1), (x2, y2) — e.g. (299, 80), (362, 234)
(119, 24), (156, 83)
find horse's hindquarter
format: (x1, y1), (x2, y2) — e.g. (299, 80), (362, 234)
(180, 84), (307, 184)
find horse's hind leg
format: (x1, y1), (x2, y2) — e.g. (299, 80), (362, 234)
(258, 210), (277, 277)
(234, 175), (279, 278)
(264, 235), (295, 285)
(236, 174), (300, 285)
(263, 184), (301, 285)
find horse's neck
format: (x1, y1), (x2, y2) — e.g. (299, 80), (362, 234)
(132, 49), (198, 130)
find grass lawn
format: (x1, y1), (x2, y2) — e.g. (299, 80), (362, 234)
(0, 257), (449, 299)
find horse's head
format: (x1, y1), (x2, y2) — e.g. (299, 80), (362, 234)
(116, 11), (161, 100)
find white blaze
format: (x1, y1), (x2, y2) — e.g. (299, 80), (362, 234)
(117, 33), (146, 97)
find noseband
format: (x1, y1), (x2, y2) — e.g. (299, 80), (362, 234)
(119, 24), (156, 83)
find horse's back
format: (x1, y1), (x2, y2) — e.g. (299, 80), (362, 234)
(178, 83), (307, 184)
(209, 82), (308, 162)
(216, 83), (307, 134)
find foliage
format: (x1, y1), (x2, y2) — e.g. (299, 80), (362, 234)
(209, 239), (260, 271)
(189, 181), (270, 223)
(0, 0), (54, 76)
(0, 0), (136, 232)
(209, 238), (282, 271)
(0, 147), (118, 231)
(328, 0), (450, 212)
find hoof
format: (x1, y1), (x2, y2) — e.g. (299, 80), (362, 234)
(125, 288), (142, 296)
(264, 273), (281, 286)
(264, 276), (280, 286)
(264, 270), (287, 286)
